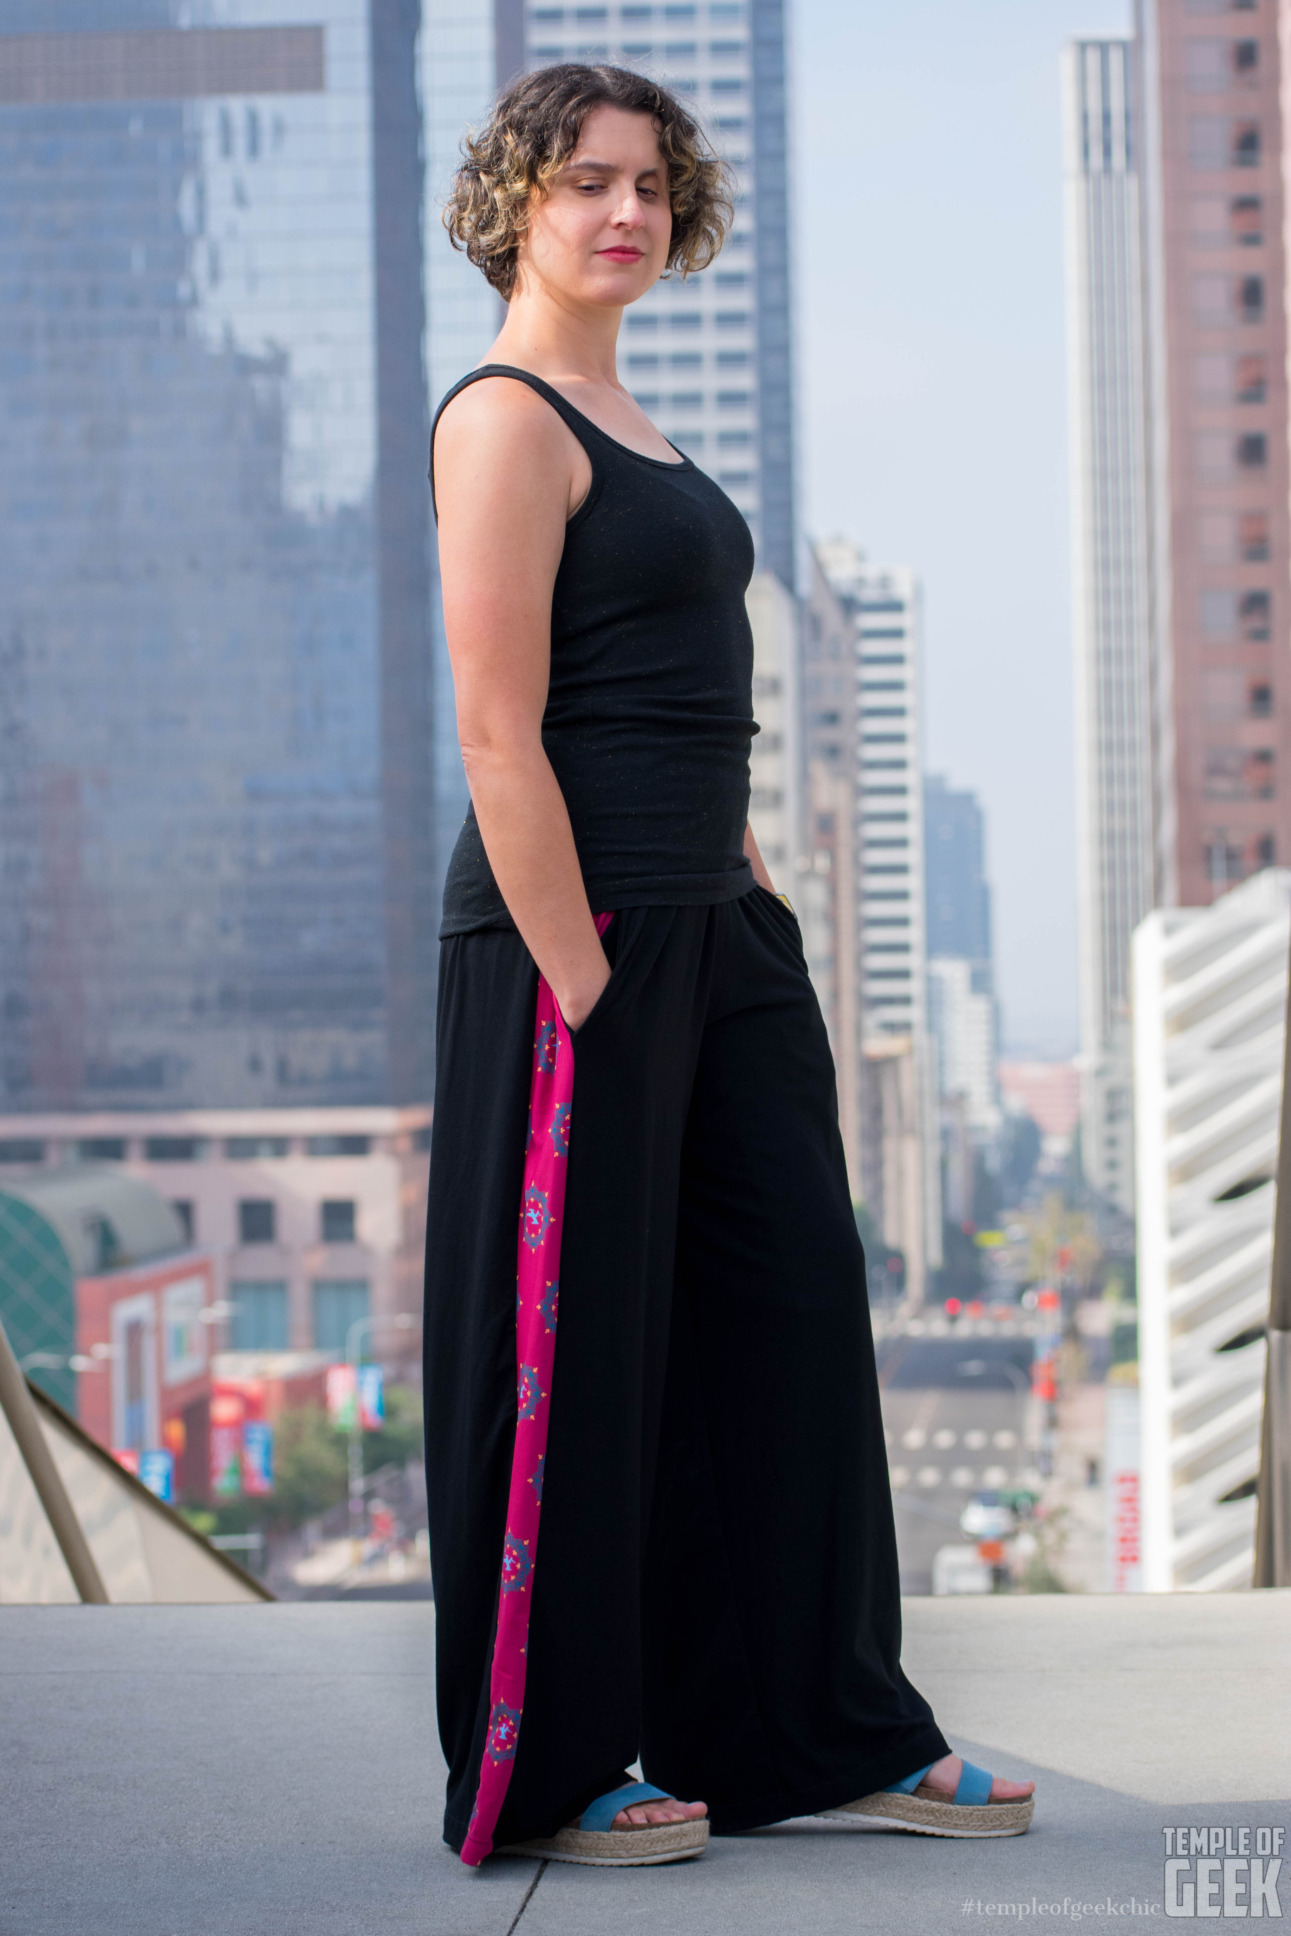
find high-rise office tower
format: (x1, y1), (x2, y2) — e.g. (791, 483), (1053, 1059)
(518, 0), (796, 585)
(923, 777), (999, 1143)
(801, 550), (863, 1192)
(923, 775), (994, 982)
(815, 541), (941, 1298)
(1062, 37), (1154, 1220)
(0, 2), (437, 1112)
(1136, 0), (1290, 904)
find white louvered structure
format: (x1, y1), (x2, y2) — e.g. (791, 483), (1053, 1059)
(1132, 869), (1290, 1591)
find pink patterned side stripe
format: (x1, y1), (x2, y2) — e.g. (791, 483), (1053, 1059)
(459, 914), (612, 1868)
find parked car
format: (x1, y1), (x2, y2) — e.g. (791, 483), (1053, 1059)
(959, 1490), (1018, 1542)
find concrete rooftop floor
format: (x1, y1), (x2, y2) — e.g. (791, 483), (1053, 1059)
(1, 1594), (1288, 1935)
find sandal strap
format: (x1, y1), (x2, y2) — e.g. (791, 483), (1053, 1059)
(885, 1761), (936, 1796)
(579, 1781), (671, 1832)
(885, 1758), (995, 1805)
(954, 1759), (994, 1806)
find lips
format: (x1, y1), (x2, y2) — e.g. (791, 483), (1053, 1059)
(599, 248), (643, 262)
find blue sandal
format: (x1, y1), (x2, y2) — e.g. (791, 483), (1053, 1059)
(498, 1780), (710, 1865)
(818, 1758), (1034, 1838)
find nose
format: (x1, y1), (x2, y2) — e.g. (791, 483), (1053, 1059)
(609, 191), (647, 230)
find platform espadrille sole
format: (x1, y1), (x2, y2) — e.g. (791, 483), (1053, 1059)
(498, 1818), (709, 1865)
(817, 1790), (1034, 1838)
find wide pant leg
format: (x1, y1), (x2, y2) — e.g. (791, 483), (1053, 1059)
(423, 891), (946, 1859)
(639, 887), (947, 1826)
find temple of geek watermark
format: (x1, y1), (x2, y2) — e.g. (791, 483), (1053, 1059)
(961, 1898), (1162, 1919)
(1162, 1827), (1285, 1919)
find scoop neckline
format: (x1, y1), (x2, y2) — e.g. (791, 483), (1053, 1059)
(474, 362), (693, 471)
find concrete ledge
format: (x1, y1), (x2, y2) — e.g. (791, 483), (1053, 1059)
(1, 1595), (1287, 1935)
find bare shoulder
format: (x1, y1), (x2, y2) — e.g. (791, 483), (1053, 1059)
(434, 373), (575, 471)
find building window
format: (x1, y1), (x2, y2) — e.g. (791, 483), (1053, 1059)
(230, 1281), (289, 1352)
(145, 1137), (207, 1161)
(1256, 834), (1276, 866)
(1250, 681), (1274, 717)
(1205, 837), (1245, 886)
(1240, 589), (1271, 638)
(627, 352), (659, 370)
(1204, 747), (1274, 798)
(1185, 37), (1258, 89)
(1188, 116), (1260, 168)
(312, 1279), (370, 1355)
(1233, 119), (1261, 165)
(0, 1139), (44, 1164)
(77, 1138), (126, 1161)
(1235, 353), (1265, 402)
(669, 312), (702, 332)
(238, 1199), (276, 1245)
(626, 313), (658, 331)
(1236, 433), (1268, 470)
(670, 351), (702, 369)
(171, 1200), (195, 1244)
(321, 1199), (357, 1244)
(1238, 274), (1264, 321)
(304, 1134), (370, 1157)
(1232, 194), (1262, 243)
(225, 1136), (290, 1158)
(717, 430), (751, 447)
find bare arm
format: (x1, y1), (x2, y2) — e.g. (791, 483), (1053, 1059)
(743, 822), (776, 893)
(435, 379), (610, 1029)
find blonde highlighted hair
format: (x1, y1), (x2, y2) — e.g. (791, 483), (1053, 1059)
(444, 64), (735, 299)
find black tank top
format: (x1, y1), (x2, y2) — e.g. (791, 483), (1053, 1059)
(431, 365), (758, 936)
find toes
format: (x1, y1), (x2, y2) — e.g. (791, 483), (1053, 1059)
(612, 1799), (709, 1828)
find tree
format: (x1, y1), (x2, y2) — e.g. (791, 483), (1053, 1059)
(363, 1383), (423, 1474)
(268, 1406), (348, 1527)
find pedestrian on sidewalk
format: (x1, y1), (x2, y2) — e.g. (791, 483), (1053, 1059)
(423, 60), (1035, 1868)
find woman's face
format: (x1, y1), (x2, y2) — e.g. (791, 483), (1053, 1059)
(516, 104), (673, 309)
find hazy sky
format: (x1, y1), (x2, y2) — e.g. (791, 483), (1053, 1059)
(796, 0), (1132, 1057)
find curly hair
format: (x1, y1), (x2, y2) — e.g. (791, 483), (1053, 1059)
(444, 64), (735, 299)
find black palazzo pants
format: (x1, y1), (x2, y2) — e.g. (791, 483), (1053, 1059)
(423, 885), (948, 1856)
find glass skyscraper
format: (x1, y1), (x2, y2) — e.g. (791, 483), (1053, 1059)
(0, 2), (437, 1111)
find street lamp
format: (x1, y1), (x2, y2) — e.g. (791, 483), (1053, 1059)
(344, 1312), (418, 1547)
(956, 1357), (1031, 1489)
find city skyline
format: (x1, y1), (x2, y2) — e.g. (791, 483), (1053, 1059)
(798, 0), (1132, 1057)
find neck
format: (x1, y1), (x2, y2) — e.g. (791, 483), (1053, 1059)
(490, 277), (623, 386)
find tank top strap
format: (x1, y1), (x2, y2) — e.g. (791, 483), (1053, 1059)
(429, 363), (600, 519)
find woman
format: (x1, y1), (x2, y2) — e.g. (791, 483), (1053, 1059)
(424, 63), (1034, 1869)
